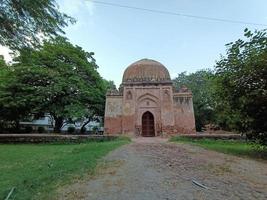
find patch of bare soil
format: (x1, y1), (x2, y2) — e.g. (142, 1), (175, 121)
(58, 137), (267, 200)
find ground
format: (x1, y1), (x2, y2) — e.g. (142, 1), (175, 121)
(0, 139), (128, 199)
(59, 138), (267, 200)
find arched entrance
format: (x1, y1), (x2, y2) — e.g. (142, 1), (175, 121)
(142, 111), (155, 137)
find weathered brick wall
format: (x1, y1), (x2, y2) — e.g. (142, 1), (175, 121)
(105, 85), (196, 136)
(160, 86), (175, 127)
(122, 87), (135, 135)
(104, 96), (123, 134)
(134, 85), (162, 136)
(173, 93), (196, 134)
(121, 84), (178, 136)
(104, 59), (197, 136)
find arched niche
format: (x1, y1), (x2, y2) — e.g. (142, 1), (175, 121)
(126, 91), (132, 100)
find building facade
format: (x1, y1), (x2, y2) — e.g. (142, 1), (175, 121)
(104, 59), (196, 136)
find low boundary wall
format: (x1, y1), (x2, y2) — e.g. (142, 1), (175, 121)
(0, 134), (119, 144)
(177, 133), (243, 140)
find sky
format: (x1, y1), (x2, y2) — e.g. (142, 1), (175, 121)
(1, 0), (267, 87)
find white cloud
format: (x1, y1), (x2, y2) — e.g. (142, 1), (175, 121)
(0, 46), (13, 63)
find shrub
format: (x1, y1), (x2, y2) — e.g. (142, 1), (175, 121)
(67, 126), (75, 134)
(37, 126), (45, 133)
(246, 132), (267, 146)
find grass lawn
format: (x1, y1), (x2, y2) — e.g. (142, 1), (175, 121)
(0, 138), (130, 200)
(170, 136), (267, 160)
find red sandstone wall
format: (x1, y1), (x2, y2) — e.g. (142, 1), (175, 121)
(173, 93), (196, 134)
(133, 86), (162, 136)
(122, 88), (136, 135)
(160, 86), (175, 127)
(104, 86), (196, 136)
(122, 85), (193, 136)
(104, 96), (123, 135)
(104, 116), (122, 134)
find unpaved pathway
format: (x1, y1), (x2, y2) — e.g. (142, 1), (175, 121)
(59, 138), (267, 200)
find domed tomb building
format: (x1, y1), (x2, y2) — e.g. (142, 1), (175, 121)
(104, 59), (196, 136)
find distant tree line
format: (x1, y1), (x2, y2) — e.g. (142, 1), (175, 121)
(173, 29), (267, 144)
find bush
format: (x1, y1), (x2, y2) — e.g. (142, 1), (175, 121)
(24, 126), (33, 133)
(37, 126), (45, 133)
(67, 126), (75, 134)
(246, 132), (267, 146)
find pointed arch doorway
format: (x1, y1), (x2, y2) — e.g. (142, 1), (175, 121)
(142, 111), (155, 137)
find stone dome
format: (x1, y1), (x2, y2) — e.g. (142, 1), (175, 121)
(122, 59), (171, 84)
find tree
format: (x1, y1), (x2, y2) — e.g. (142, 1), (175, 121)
(0, 57), (9, 131)
(79, 79), (116, 133)
(0, 64), (49, 131)
(173, 70), (215, 131)
(215, 29), (267, 143)
(0, 56), (5, 67)
(103, 79), (117, 91)
(0, 0), (75, 49)
(0, 37), (106, 133)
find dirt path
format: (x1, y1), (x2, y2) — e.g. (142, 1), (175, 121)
(59, 138), (267, 200)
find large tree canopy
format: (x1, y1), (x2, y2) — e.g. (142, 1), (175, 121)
(0, 0), (75, 49)
(215, 29), (267, 140)
(0, 37), (106, 132)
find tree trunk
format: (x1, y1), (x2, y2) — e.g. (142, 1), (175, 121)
(80, 117), (92, 134)
(54, 116), (64, 133)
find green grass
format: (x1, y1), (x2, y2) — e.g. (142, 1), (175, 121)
(0, 138), (130, 200)
(170, 136), (267, 160)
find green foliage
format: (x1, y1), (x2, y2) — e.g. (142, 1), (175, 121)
(0, 37), (106, 132)
(0, 58), (10, 127)
(0, 65), (54, 127)
(214, 29), (267, 143)
(0, 57), (9, 90)
(173, 29), (267, 144)
(103, 79), (117, 91)
(173, 70), (215, 131)
(171, 137), (267, 159)
(0, 56), (6, 67)
(67, 126), (75, 134)
(0, 0), (75, 49)
(0, 140), (129, 199)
